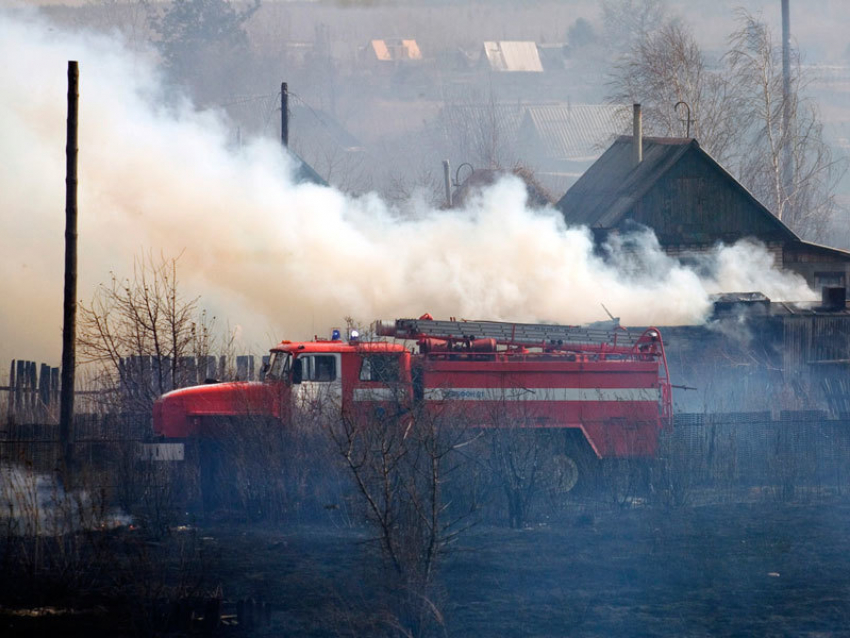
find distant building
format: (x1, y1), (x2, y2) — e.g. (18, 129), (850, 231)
(364, 39), (422, 63)
(480, 41), (543, 73)
(536, 43), (571, 71)
(290, 153), (328, 187)
(655, 300), (850, 415)
(434, 102), (627, 194)
(556, 135), (850, 295)
(450, 167), (554, 209)
(516, 104), (629, 190)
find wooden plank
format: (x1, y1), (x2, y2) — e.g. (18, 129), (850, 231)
(7, 360), (14, 418)
(236, 355), (250, 381)
(15, 359), (24, 415)
(28, 360), (37, 415)
(51, 367), (60, 411)
(39, 363), (51, 406)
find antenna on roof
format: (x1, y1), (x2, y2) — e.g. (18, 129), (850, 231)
(455, 162), (473, 186)
(675, 101), (693, 137)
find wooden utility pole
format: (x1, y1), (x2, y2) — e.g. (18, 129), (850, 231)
(60, 60), (79, 483)
(280, 82), (289, 148)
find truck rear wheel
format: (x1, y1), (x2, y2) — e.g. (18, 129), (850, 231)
(546, 434), (599, 498)
(550, 454), (580, 493)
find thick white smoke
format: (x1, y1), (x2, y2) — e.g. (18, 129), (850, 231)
(0, 9), (817, 367)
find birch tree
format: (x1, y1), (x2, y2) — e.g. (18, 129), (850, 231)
(726, 11), (842, 239)
(606, 9), (845, 241)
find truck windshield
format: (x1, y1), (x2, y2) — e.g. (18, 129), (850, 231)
(266, 351), (291, 381)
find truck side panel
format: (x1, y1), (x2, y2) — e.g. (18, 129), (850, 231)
(418, 359), (663, 458)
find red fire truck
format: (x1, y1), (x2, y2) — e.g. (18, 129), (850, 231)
(151, 316), (672, 493)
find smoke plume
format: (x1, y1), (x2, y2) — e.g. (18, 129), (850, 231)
(0, 9), (817, 367)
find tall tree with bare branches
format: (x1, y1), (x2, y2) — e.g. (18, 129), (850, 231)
(608, 20), (739, 165)
(726, 11), (843, 239)
(606, 8), (844, 240)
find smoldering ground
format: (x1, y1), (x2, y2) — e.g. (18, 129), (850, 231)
(0, 8), (817, 366)
(0, 464), (132, 536)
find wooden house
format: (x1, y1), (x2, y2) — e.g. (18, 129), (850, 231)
(556, 136), (850, 294)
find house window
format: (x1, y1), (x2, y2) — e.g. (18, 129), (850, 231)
(814, 271), (846, 289)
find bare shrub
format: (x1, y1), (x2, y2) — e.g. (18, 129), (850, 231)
(328, 397), (474, 637)
(652, 429), (695, 509)
(479, 425), (594, 528)
(0, 458), (223, 634)
(194, 411), (347, 523)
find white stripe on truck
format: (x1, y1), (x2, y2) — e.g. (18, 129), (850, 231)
(353, 387), (660, 402)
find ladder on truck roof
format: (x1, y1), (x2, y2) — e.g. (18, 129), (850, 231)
(376, 318), (648, 350)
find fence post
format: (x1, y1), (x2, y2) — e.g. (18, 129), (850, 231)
(39, 363), (51, 411)
(15, 360), (24, 416)
(7, 360), (15, 418)
(28, 361), (37, 417)
(51, 367), (60, 421)
(236, 356), (249, 381)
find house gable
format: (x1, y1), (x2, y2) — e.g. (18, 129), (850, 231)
(631, 147), (796, 246)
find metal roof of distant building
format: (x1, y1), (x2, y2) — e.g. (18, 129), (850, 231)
(521, 104), (630, 161)
(482, 41), (543, 72)
(369, 39), (422, 61)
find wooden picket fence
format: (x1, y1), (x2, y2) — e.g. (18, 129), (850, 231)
(1, 354), (267, 425)
(1, 360), (60, 425)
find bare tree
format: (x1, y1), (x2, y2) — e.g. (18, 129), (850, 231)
(83, 0), (154, 54)
(608, 20), (739, 165)
(606, 10), (845, 241)
(78, 252), (216, 413)
(601, 0), (669, 55)
(432, 87), (521, 171)
(726, 11), (844, 240)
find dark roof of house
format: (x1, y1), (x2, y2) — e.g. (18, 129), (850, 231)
(556, 136), (798, 241)
(290, 105), (362, 151)
(292, 153), (328, 186)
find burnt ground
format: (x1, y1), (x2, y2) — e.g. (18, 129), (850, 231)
(208, 499), (850, 637)
(5, 496), (850, 637)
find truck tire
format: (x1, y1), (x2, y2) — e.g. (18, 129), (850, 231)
(547, 434), (599, 497)
(550, 454), (580, 493)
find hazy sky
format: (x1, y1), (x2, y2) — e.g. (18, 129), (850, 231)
(2, 0), (843, 373)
